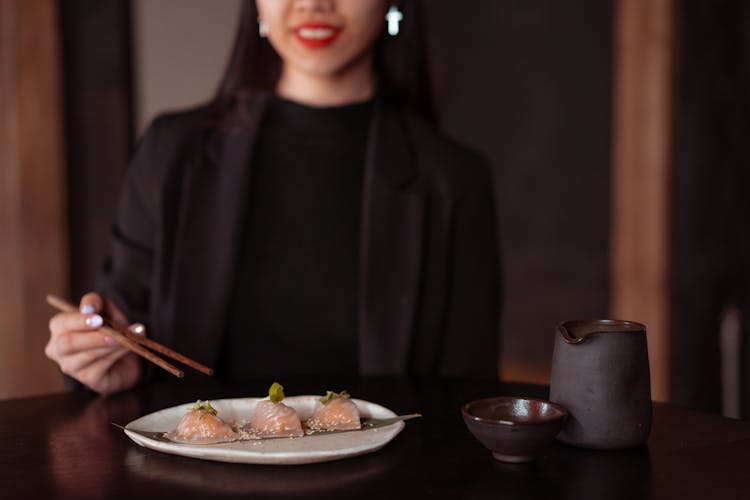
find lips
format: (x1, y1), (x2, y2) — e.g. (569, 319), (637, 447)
(293, 23), (342, 49)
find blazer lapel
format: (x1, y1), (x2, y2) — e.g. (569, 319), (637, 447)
(359, 103), (425, 374)
(165, 93), (271, 367)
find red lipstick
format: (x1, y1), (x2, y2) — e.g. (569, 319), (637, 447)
(293, 22), (342, 49)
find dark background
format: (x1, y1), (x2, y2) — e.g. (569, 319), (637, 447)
(425, 0), (612, 384)
(671, 0), (750, 413)
(59, 0), (750, 414)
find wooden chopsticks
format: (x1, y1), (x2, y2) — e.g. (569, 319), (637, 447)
(46, 294), (214, 378)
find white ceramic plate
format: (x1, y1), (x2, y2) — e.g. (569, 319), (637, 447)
(124, 396), (405, 465)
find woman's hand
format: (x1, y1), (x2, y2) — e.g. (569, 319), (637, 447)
(45, 292), (145, 395)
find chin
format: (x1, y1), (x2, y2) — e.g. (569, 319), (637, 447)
(293, 57), (357, 79)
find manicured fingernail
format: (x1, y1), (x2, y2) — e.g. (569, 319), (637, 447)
(130, 324), (145, 335)
(104, 336), (118, 346)
(80, 304), (95, 314)
(85, 314), (103, 328)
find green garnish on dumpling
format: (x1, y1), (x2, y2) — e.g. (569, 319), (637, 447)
(320, 390), (350, 405)
(268, 382), (285, 403)
(188, 400), (218, 415)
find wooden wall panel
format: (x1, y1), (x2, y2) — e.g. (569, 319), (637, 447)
(0, 0), (67, 399)
(60, 0), (133, 301)
(611, 0), (677, 402)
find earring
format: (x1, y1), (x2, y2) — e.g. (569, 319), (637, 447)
(385, 5), (403, 36)
(258, 18), (269, 38)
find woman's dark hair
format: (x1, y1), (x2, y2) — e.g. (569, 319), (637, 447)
(212, 0), (435, 123)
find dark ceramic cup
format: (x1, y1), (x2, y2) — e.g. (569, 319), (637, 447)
(549, 319), (652, 449)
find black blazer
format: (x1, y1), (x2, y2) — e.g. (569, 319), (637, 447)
(100, 93), (500, 378)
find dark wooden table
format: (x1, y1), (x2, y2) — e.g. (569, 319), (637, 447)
(2, 376), (750, 499)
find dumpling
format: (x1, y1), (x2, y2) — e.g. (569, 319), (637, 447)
(251, 400), (304, 438)
(172, 400), (236, 443)
(308, 390), (361, 431)
(250, 382), (303, 438)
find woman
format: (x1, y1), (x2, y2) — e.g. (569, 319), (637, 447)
(46, 0), (499, 395)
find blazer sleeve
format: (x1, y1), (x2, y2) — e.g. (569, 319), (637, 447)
(439, 156), (500, 378)
(97, 119), (162, 328)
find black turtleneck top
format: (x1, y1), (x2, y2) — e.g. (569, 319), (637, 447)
(218, 96), (374, 379)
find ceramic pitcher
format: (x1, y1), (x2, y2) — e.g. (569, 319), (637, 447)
(549, 319), (652, 449)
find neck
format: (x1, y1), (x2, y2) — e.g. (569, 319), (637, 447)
(275, 55), (376, 107)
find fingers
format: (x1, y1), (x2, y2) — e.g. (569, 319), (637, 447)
(46, 331), (116, 359)
(47, 307), (122, 371)
(79, 350), (140, 395)
(45, 326), (142, 395)
(79, 292), (103, 314)
(46, 292), (144, 395)
(57, 345), (127, 377)
(78, 293), (130, 328)
(48, 311), (104, 338)
(87, 354), (143, 395)
(98, 322), (147, 347)
(46, 313), (148, 360)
